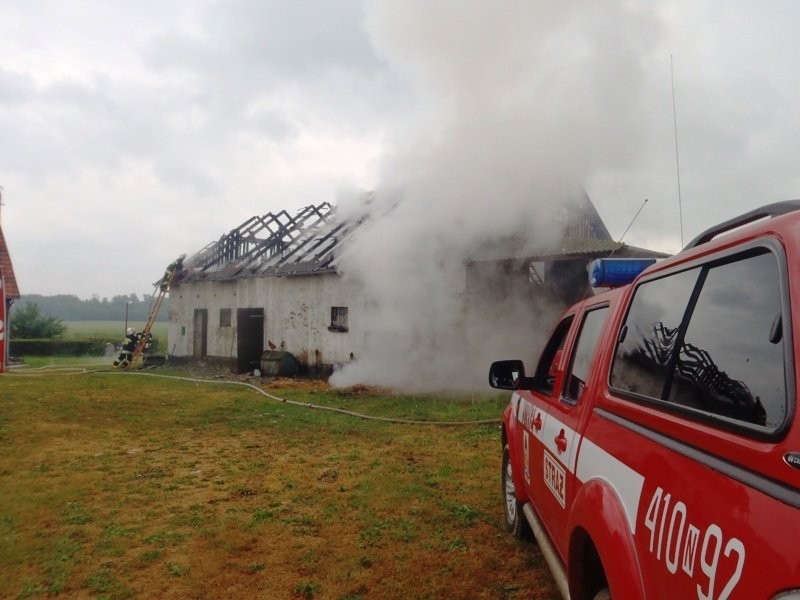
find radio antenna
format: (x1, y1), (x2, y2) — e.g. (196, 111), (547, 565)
(671, 55), (685, 247)
(583, 197), (649, 298)
(605, 197), (648, 262)
(618, 198), (648, 244)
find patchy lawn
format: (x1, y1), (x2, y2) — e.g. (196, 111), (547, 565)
(0, 367), (557, 599)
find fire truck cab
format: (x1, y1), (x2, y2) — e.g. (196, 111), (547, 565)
(490, 201), (800, 599)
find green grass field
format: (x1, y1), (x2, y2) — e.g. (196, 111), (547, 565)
(0, 368), (556, 599)
(57, 321), (168, 356)
(63, 321), (168, 341)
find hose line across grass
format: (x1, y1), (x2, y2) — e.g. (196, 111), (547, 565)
(6, 366), (502, 427)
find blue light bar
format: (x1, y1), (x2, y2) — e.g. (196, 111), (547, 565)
(588, 258), (656, 288)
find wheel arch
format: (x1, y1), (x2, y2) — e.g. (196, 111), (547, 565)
(567, 478), (646, 600)
(502, 403), (529, 503)
(568, 527), (607, 600)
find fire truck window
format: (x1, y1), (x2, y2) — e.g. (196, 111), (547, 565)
(564, 306), (609, 404)
(611, 267), (699, 398)
(668, 250), (786, 429)
(533, 315), (574, 395)
(612, 247), (789, 434)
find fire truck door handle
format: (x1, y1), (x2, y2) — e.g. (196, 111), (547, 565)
(555, 430), (567, 454)
(534, 413), (543, 432)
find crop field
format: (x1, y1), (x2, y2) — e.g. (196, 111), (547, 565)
(63, 321), (168, 343)
(0, 366), (557, 599)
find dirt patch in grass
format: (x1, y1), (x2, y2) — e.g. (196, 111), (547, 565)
(0, 371), (557, 599)
(266, 377), (332, 391)
(329, 383), (390, 397)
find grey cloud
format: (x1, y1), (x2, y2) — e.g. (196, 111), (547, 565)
(0, 68), (35, 104)
(143, 0), (410, 131)
(147, 0), (381, 83)
(3, 0), (800, 303)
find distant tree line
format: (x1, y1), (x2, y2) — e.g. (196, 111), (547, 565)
(12, 294), (168, 322)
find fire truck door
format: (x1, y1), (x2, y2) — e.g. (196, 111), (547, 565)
(535, 304), (610, 555)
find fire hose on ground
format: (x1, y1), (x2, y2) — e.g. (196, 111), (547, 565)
(5, 366), (501, 427)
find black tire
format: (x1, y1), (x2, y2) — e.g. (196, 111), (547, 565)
(502, 444), (529, 539)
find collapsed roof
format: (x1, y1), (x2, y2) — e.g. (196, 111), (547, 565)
(180, 193), (665, 284)
(183, 202), (358, 281)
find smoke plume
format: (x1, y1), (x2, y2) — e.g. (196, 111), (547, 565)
(330, 1), (664, 390)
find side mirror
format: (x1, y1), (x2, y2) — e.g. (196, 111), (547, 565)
(489, 359), (533, 390)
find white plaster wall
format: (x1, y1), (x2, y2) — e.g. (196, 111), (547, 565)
(168, 273), (364, 367)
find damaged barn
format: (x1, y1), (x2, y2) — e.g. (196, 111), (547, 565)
(168, 202), (366, 374)
(167, 193), (665, 382)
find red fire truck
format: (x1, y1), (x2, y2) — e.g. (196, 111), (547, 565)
(490, 202), (800, 599)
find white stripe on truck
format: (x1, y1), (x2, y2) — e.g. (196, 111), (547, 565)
(576, 436), (645, 534)
(543, 410), (645, 535)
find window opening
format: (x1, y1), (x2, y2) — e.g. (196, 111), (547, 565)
(329, 306), (349, 332)
(564, 306), (609, 404)
(533, 315), (574, 394)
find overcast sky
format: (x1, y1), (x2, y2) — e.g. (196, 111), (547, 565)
(1, 0), (799, 299)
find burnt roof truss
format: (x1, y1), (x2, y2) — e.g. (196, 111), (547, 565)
(184, 202), (362, 281)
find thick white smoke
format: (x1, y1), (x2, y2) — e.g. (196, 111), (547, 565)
(330, 1), (665, 390)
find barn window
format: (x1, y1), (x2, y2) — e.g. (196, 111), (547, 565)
(329, 306), (349, 332)
(219, 308), (231, 327)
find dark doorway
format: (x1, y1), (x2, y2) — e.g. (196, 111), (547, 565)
(193, 309), (208, 360)
(237, 308), (264, 373)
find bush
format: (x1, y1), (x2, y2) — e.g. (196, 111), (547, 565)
(11, 303), (66, 339)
